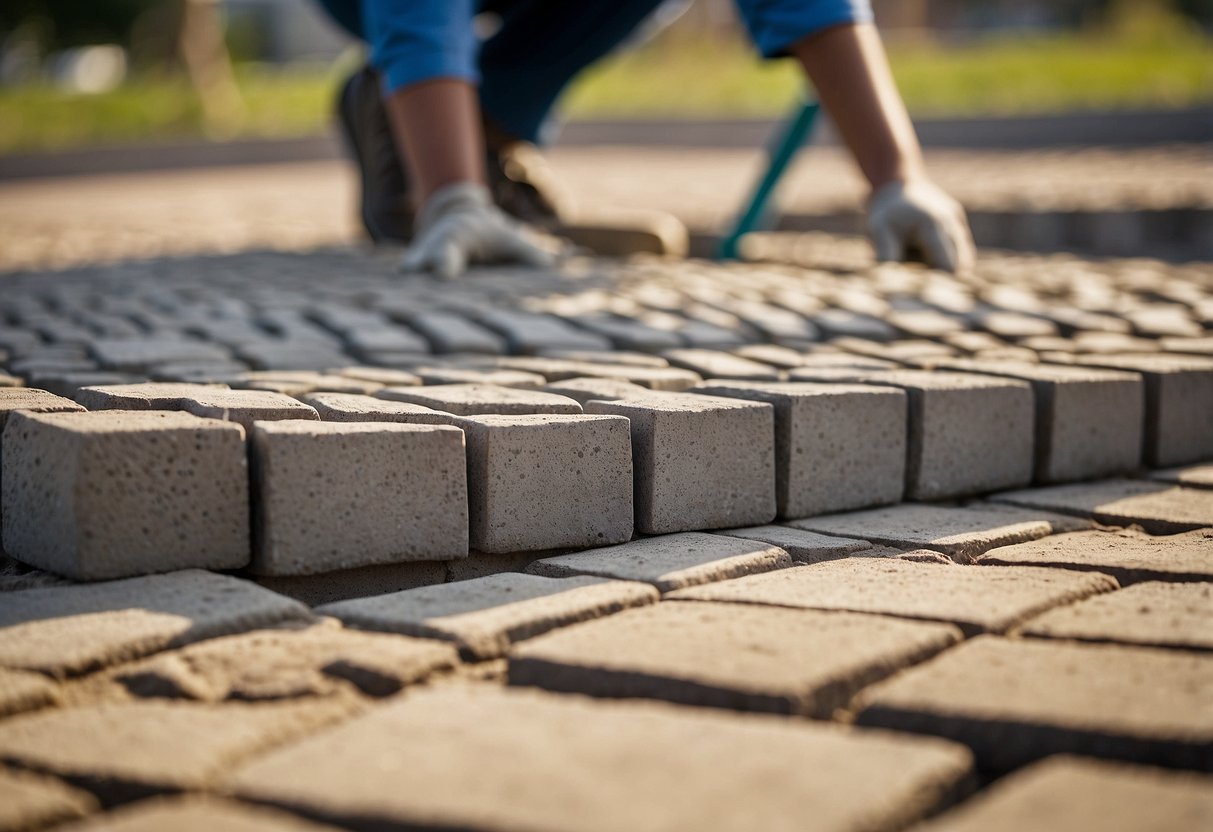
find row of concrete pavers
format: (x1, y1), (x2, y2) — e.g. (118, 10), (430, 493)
(0, 352), (1207, 582)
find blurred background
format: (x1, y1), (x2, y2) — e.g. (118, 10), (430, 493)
(0, 0), (1210, 269)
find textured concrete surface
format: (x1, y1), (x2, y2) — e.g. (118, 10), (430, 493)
(586, 394), (776, 534)
(914, 756), (1213, 832)
(1147, 462), (1213, 489)
(297, 392), (452, 425)
(855, 636), (1213, 771)
(249, 420), (468, 575)
(0, 766), (97, 831)
(510, 602), (960, 717)
(377, 383), (582, 415)
(2, 410), (249, 580)
(1017, 581), (1213, 651)
(979, 529), (1213, 585)
(0, 668), (58, 718)
(992, 480), (1213, 534)
(527, 532), (791, 592)
(0, 571), (310, 677)
(709, 525), (874, 563)
(669, 559), (1116, 636)
(788, 503), (1084, 562)
(57, 796), (347, 832)
(317, 572), (658, 659)
(693, 381), (906, 517)
(226, 686), (974, 832)
(459, 414), (634, 553)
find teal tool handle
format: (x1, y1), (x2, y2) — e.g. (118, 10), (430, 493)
(717, 99), (820, 260)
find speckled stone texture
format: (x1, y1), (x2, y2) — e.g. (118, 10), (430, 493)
(376, 383), (582, 415)
(527, 532), (791, 592)
(669, 558), (1116, 636)
(709, 525), (874, 563)
(510, 601), (961, 716)
(585, 394), (776, 534)
(979, 528), (1213, 585)
(855, 636), (1213, 771)
(249, 421), (468, 575)
(226, 686), (973, 832)
(2, 410), (250, 580)
(991, 479), (1213, 534)
(317, 572), (658, 659)
(913, 756), (1213, 832)
(0, 570), (310, 678)
(73, 382), (229, 411)
(1015, 580), (1212, 651)
(174, 388), (320, 429)
(298, 392), (454, 425)
(693, 382), (906, 517)
(457, 414), (634, 554)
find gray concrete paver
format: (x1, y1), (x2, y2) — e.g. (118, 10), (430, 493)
(710, 525), (874, 562)
(854, 636), (1213, 771)
(296, 391), (453, 424)
(376, 382), (582, 415)
(991, 479), (1213, 534)
(1017, 581), (1213, 652)
(979, 528), (1213, 584)
(669, 558), (1116, 635)
(317, 572), (658, 659)
(526, 532), (792, 592)
(225, 685), (974, 832)
(509, 601), (961, 717)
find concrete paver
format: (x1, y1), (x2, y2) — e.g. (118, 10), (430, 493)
(710, 525), (874, 563)
(526, 532), (792, 592)
(991, 479), (1213, 534)
(788, 503), (1085, 562)
(1017, 581), (1213, 651)
(377, 383), (581, 415)
(0, 570), (310, 678)
(412, 367), (547, 388)
(1146, 462), (1213, 489)
(108, 619), (458, 701)
(173, 388), (320, 429)
(913, 756), (1213, 832)
(249, 420), (468, 575)
(927, 360), (1145, 481)
(73, 382), (228, 411)
(669, 558), (1116, 636)
(458, 414), (634, 553)
(542, 377), (651, 405)
(226, 685), (973, 832)
(296, 391), (453, 424)
(979, 528), (1213, 584)
(510, 602), (961, 717)
(57, 796), (346, 832)
(0, 668), (58, 719)
(693, 382), (906, 517)
(0, 766), (97, 831)
(2, 410), (249, 580)
(586, 394), (775, 534)
(0, 697), (357, 805)
(252, 560), (449, 607)
(855, 636), (1213, 771)
(317, 572), (658, 659)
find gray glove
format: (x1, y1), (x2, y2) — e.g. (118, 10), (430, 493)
(867, 179), (975, 274)
(400, 182), (555, 279)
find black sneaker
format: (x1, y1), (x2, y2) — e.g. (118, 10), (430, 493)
(336, 66), (413, 243)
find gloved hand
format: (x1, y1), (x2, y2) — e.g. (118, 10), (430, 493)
(867, 179), (975, 274)
(400, 182), (556, 279)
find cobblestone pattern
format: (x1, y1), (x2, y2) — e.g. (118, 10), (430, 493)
(0, 241), (1210, 828)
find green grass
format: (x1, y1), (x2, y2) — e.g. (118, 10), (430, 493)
(1, 29), (1210, 154)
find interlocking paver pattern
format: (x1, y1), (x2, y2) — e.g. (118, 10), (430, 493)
(709, 524), (874, 562)
(979, 528), (1213, 584)
(991, 479), (1213, 534)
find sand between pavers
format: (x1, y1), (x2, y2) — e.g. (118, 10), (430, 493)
(317, 572), (658, 659)
(0, 571), (311, 678)
(225, 686), (974, 832)
(1016, 581), (1213, 652)
(56, 795), (348, 831)
(0, 697), (358, 806)
(854, 636), (1213, 772)
(668, 558), (1116, 636)
(526, 532), (792, 592)
(979, 528), (1213, 585)
(0, 766), (97, 831)
(509, 601), (961, 717)
(913, 756), (1213, 832)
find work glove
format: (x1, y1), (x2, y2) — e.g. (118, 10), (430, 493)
(867, 179), (975, 275)
(400, 182), (556, 279)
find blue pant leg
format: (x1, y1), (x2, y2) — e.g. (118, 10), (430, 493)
(478, 0), (667, 144)
(733, 0), (872, 58)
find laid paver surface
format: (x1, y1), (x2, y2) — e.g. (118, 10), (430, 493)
(226, 685), (973, 832)
(669, 558), (1116, 636)
(979, 528), (1213, 585)
(1016, 581), (1213, 652)
(991, 479), (1213, 534)
(913, 755), (1213, 832)
(709, 525), (874, 562)
(56, 796), (348, 832)
(509, 601), (960, 717)
(855, 636), (1213, 772)
(0, 765), (97, 831)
